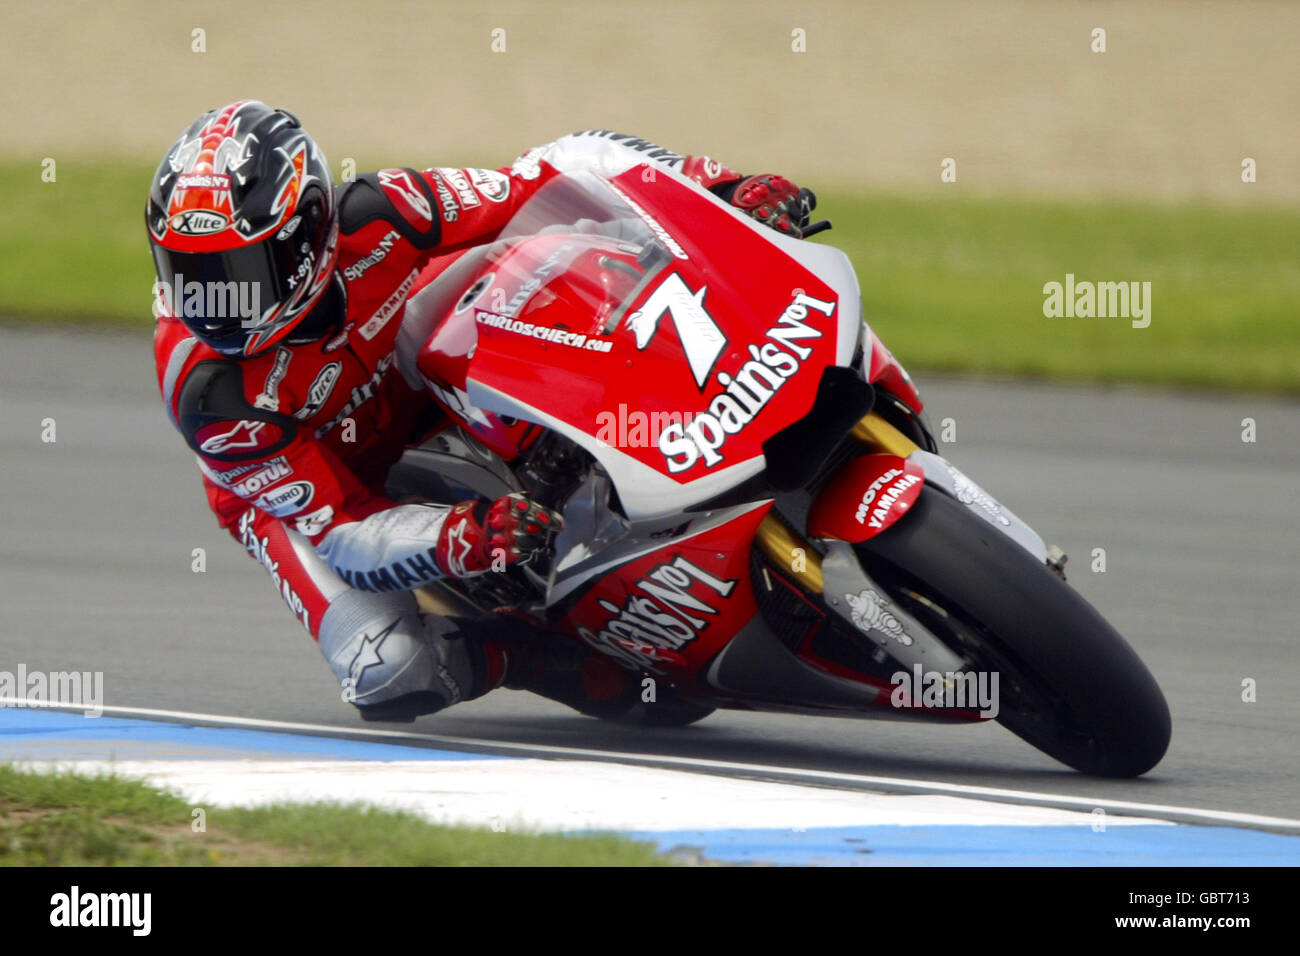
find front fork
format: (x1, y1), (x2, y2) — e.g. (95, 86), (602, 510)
(754, 411), (918, 592)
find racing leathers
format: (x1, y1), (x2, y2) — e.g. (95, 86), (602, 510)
(153, 130), (798, 721)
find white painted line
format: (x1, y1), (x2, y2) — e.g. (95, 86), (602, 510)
(8, 759), (1173, 832)
(7, 698), (1300, 833)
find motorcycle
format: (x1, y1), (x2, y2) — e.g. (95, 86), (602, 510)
(391, 165), (1171, 777)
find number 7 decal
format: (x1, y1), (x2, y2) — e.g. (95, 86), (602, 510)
(626, 272), (728, 390)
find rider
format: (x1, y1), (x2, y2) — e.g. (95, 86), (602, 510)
(149, 100), (815, 723)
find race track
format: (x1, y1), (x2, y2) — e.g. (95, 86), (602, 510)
(2, 325), (1297, 821)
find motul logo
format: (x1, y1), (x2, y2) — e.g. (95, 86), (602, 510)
(859, 473), (920, 529)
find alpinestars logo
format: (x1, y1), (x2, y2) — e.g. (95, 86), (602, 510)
(347, 618), (400, 691)
(376, 169), (432, 224)
(577, 556), (737, 675)
(199, 419), (267, 454)
(444, 518), (475, 577)
(657, 291), (837, 474)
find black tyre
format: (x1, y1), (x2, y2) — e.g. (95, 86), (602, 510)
(856, 488), (1171, 777)
(606, 698), (717, 727)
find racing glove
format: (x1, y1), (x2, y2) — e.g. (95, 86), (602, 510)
(727, 174), (816, 238)
(434, 492), (564, 577)
(681, 156), (816, 238)
(316, 492), (564, 593)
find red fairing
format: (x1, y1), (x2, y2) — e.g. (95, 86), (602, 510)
(428, 167), (844, 482)
(866, 327), (923, 413)
(416, 251), (554, 462)
(560, 503), (771, 683)
(807, 453), (925, 542)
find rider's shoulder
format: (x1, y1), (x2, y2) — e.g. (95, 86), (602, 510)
(175, 358), (297, 461)
(336, 169), (440, 248)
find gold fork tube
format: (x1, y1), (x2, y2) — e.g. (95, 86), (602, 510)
(755, 514), (824, 593)
(754, 412), (918, 594)
(851, 411), (920, 458)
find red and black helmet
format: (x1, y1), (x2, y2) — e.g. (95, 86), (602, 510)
(147, 101), (339, 357)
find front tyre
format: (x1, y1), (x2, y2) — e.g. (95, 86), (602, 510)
(856, 489), (1171, 777)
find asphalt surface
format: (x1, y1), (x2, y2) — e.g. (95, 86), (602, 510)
(2, 325), (1297, 820)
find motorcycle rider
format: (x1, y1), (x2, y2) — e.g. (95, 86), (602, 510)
(150, 100), (815, 722)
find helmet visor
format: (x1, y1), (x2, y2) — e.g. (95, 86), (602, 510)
(151, 190), (331, 353)
(153, 242), (287, 349)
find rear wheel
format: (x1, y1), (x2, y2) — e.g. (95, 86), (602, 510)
(606, 697), (716, 727)
(856, 489), (1171, 777)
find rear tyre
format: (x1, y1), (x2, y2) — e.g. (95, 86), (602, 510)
(856, 489), (1171, 777)
(606, 698), (717, 727)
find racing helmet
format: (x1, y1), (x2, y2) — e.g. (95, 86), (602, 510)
(147, 100), (339, 357)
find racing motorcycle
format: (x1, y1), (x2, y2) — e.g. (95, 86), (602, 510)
(393, 165), (1171, 777)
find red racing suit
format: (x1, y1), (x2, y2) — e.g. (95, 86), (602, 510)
(153, 131), (749, 716)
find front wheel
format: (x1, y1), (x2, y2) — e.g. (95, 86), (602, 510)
(856, 489), (1171, 777)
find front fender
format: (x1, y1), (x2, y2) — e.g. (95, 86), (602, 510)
(807, 453), (925, 542)
(808, 446), (1049, 563)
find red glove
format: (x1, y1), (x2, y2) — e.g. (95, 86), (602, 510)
(681, 156), (815, 238)
(728, 174), (813, 237)
(435, 493), (563, 577)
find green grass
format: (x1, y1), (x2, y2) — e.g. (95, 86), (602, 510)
(2, 160), (1297, 391)
(0, 162), (154, 324)
(0, 764), (675, 866)
(831, 189), (1300, 393)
